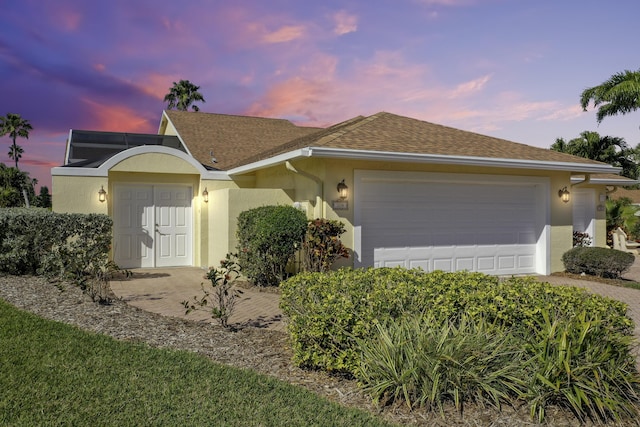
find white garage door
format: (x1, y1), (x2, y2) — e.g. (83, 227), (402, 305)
(354, 171), (549, 275)
(113, 184), (192, 269)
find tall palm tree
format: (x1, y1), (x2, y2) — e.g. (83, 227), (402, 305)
(580, 69), (640, 123)
(163, 80), (206, 112)
(0, 113), (33, 169)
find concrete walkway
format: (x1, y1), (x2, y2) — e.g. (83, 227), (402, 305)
(110, 267), (284, 331)
(111, 261), (640, 351)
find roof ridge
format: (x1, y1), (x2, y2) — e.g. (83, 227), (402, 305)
(312, 113), (387, 146)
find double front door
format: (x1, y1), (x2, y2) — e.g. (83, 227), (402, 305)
(113, 184), (192, 268)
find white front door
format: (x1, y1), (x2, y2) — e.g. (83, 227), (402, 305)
(113, 184), (192, 268)
(154, 186), (192, 267)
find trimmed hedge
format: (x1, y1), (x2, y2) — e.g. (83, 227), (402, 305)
(0, 208), (112, 278)
(280, 268), (633, 374)
(562, 246), (634, 278)
(236, 205), (307, 286)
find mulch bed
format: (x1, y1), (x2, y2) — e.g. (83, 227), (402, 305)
(1, 274), (637, 426)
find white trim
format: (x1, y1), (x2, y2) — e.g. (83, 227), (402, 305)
(51, 145), (232, 181)
(353, 170), (550, 275)
(159, 110), (194, 157)
(228, 146), (619, 175)
(571, 176), (639, 186)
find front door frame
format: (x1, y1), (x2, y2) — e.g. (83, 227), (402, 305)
(112, 183), (193, 268)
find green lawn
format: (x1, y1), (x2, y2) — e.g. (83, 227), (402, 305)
(0, 299), (393, 427)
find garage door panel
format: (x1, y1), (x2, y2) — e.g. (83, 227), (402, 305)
(356, 171), (547, 275)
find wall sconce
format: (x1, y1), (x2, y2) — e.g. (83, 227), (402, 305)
(558, 186), (570, 203)
(202, 188), (209, 203)
(337, 179), (348, 200)
(98, 186), (107, 203)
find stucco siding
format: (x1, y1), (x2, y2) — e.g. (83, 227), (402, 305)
(52, 175), (108, 214)
(207, 188), (294, 267)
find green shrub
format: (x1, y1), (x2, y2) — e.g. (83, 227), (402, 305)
(301, 219), (349, 272)
(236, 205), (307, 286)
(562, 246), (634, 278)
(0, 208), (112, 280)
(355, 314), (527, 413)
(355, 309), (640, 422)
(280, 268), (633, 374)
(525, 310), (640, 423)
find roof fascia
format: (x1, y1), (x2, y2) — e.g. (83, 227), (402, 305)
(571, 175), (640, 186)
(228, 146), (620, 175)
(228, 149), (312, 175)
(51, 145), (232, 181)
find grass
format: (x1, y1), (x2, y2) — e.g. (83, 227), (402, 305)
(0, 299), (393, 427)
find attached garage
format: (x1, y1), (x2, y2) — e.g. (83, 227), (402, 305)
(113, 184), (193, 268)
(354, 170), (550, 275)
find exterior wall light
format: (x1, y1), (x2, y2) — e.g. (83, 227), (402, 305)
(202, 187), (209, 203)
(558, 186), (570, 203)
(337, 179), (348, 200)
(98, 186), (107, 203)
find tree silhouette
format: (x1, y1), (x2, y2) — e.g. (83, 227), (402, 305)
(163, 80), (206, 112)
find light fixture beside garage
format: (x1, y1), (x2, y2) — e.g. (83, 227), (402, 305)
(202, 188), (209, 203)
(98, 186), (107, 203)
(558, 186), (570, 203)
(337, 179), (348, 200)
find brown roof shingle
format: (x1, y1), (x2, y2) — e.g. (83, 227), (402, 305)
(164, 110), (321, 170)
(167, 110), (609, 171)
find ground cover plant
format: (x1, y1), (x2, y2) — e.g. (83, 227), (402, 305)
(280, 268), (640, 423)
(0, 298), (393, 427)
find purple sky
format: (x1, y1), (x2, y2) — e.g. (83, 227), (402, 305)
(1, 0), (639, 189)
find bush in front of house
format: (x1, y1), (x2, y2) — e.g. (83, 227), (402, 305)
(236, 205), (307, 286)
(301, 219), (349, 272)
(562, 246), (634, 278)
(280, 268), (639, 422)
(0, 208), (112, 284)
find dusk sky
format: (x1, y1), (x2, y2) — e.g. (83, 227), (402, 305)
(1, 0), (639, 189)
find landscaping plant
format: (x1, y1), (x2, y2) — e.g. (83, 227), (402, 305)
(0, 208), (122, 302)
(280, 267), (640, 422)
(301, 218), (349, 272)
(562, 246), (634, 278)
(182, 254), (243, 328)
(236, 205), (307, 286)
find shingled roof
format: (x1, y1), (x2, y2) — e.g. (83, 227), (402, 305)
(163, 110), (321, 170)
(227, 112), (606, 168)
(165, 110), (610, 172)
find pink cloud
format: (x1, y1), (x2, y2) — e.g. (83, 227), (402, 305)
(58, 9), (82, 31)
(137, 73), (176, 100)
(416, 0), (475, 6)
(261, 25), (307, 44)
(80, 99), (155, 133)
(332, 11), (358, 35)
(450, 74), (492, 98)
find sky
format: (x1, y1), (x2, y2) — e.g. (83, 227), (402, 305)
(1, 0), (639, 190)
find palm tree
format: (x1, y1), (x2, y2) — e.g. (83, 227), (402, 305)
(8, 144), (23, 168)
(163, 80), (206, 112)
(1, 113), (33, 169)
(580, 69), (640, 123)
(550, 131), (639, 179)
(0, 162), (34, 207)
